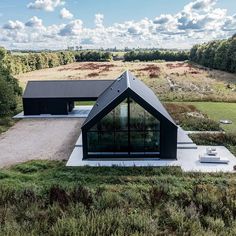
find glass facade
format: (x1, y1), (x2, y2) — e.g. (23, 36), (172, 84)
(86, 97), (160, 157)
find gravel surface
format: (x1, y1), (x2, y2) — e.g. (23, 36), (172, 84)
(0, 118), (84, 168)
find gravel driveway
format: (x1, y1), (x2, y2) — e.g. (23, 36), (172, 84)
(0, 118), (84, 168)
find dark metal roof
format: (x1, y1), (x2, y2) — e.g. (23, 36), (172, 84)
(23, 80), (114, 99)
(82, 71), (176, 127)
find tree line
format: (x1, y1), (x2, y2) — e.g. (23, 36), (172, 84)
(124, 50), (189, 62)
(190, 34), (236, 73)
(5, 50), (113, 75)
(5, 51), (75, 75)
(74, 51), (112, 62)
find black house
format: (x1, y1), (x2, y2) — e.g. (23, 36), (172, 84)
(23, 80), (113, 115)
(81, 71), (177, 159)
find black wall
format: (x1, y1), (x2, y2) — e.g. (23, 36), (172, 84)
(23, 98), (72, 115)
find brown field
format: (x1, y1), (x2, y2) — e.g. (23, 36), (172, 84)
(17, 61), (236, 102)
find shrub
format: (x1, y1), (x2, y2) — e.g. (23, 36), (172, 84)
(96, 191), (124, 210)
(190, 133), (236, 146)
(71, 185), (93, 209)
(49, 185), (69, 206)
(149, 185), (169, 208)
(181, 117), (221, 131)
(203, 216), (225, 233)
(165, 103), (221, 131)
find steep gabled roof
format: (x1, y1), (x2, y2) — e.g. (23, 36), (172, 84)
(23, 80), (113, 99)
(82, 71), (176, 128)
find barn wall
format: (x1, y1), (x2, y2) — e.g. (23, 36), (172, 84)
(160, 122), (177, 159)
(23, 98), (69, 115)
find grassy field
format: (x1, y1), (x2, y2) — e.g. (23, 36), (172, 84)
(17, 61), (236, 102)
(187, 102), (236, 133)
(0, 160), (236, 235)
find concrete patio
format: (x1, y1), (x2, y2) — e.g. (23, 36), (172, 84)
(14, 106), (93, 119)
(67, 133), (236, 173)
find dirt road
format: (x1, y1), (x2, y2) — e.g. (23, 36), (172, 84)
(0, 118), (84, 168)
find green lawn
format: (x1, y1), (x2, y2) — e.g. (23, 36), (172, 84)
(0, 160), (236, 235)
(186, 102), (236, 133)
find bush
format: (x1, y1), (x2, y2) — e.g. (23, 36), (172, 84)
(190, 133), (236, 146)
(165, 103), (221, 131)
(181, 117), (221, 131)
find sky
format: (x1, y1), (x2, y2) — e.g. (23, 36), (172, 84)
(0, 0), (236, 50)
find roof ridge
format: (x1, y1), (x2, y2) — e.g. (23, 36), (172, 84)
(126, 70), (130, 88)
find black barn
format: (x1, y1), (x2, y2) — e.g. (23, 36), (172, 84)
(23, 80), (113, 115)
(81, 71), (177, 159)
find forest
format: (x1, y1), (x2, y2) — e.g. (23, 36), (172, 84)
(5, 50), (112, 76)
(190, 34), (236, 73)
(124, 50), (189, 62)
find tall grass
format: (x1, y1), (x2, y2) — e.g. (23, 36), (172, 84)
(0, 160), (236, 234)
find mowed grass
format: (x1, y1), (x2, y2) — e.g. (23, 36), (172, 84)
(187, 102), (236, 133)
(1, 160), (236, 235)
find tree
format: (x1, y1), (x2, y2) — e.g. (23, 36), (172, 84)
(190, 34), (236, 73)
(0, 78), (17, 115)
(0, 47), (22, 116)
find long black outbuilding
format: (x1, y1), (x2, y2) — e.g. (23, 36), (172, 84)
(23, 80), (113, 115)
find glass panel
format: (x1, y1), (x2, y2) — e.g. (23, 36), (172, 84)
(145, 131), (160, 152)
(130, 131), (145, 152)
(130, 99), (145, 130)
(145, 111), (160, 130)
(100, 111), (114, 131)
(90, 99), (128, 131)
(114, 131), (129, 152)
(99, 132), (114, 151)
(114, 100), (128, 130)
(87, 97), (160, 156)
(87, 132), (99, 152)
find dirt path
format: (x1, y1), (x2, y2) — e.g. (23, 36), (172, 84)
(0, 118), (84, 168)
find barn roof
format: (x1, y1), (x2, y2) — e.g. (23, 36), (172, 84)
(82, 71), (176, 128)
(23, 80), (114, 99)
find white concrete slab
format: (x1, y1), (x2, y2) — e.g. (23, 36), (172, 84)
(178, 146), (236, 172)
(67, 134), (236, 172)
(75, 134), (82, 146)
(66, 146), (178, 167)
(177, 127), (194, 144)
(13, 106), (93, 119)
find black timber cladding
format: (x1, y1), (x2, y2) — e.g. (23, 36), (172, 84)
(82, 71), (178, 160)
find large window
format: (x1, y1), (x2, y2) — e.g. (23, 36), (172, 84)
(86, 98), (160, 156)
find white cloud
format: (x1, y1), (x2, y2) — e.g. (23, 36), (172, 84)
(95, 14), (104, 27)
(25, 16), (44, 28)
(184, 0), (216, 12)
(59, 19), (83, 36)
(60, 8), (73, 19)
(3, 20), (25, 30)
(27, 0), (65, 12)
(1, 0), (235, 50)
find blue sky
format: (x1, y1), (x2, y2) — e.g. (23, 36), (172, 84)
(0, 0), (236, 50)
